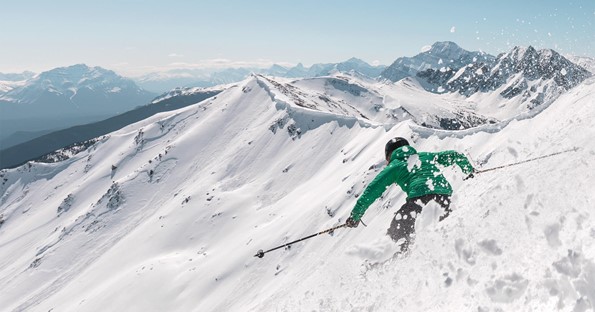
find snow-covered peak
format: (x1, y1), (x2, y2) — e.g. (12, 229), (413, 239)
(501, 45), (538, 62)
(427, 41), (466, 58)
(293, 63), (305, 70)
(32, 64), (130, 91)
(380, 41), (495, 82)
(344, 57), (369, 66)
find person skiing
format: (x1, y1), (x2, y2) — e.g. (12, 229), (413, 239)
(345, 137), (475, 252)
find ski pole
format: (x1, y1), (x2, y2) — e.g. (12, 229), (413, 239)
(474, 147), (579, 175)
(254, 224), (347, 258)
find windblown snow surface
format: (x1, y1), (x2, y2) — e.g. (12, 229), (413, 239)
(0, 74), (594, 311)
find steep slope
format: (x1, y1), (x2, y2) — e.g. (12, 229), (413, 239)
(0, 73), (594, 312)
(0, 86), (222, 169)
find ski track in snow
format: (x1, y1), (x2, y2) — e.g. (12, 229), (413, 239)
(0, 74), (594, 311)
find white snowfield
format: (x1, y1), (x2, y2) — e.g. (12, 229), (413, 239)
(0, 73), (594, 312)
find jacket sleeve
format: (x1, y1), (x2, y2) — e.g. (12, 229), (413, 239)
(350, 166), (396, 221)
(434, 150), (474, 174)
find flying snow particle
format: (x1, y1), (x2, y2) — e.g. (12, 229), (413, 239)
(561, 68), (567, 75)
(426, 179), (435, 191)
(407, 153), (421, 172)
(450, 26), (456, 33)
(421, 45), (432, 53)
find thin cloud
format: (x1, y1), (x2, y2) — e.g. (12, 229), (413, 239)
(115, 59), (297, 77)
(168, 53), (184, 57)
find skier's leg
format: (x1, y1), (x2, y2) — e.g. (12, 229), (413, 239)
(387, 200), (422, 252)
(418, 194), (452, 222)
(433, 195), (452, 222)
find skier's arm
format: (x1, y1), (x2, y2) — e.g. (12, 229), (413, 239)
(434, 150), (474, 174)
(350, 166), (395, 221)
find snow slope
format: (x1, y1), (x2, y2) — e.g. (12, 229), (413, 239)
(0, 73), (594, 311)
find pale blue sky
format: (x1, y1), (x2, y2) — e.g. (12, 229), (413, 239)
(1, 0), (593, 76)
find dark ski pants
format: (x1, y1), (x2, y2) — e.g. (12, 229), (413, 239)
(386, 194), (451, 252)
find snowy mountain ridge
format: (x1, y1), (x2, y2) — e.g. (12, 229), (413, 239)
(1, 67), (594, 311)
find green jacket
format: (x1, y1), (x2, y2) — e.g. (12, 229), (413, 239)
(350, 146), (474, 221)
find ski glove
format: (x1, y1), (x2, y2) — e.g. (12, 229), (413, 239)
(464, 168), (477, 180)
(345, 216), (360, 228)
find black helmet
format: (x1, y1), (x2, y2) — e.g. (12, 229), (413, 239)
(385, 137), (409, 160)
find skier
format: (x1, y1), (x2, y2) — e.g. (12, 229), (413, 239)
(345, 137), (475, 252)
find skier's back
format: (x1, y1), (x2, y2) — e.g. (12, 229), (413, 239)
(345, 137), (475, 252)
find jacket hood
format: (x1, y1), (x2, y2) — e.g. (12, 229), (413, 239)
(389, 145), (417, 163)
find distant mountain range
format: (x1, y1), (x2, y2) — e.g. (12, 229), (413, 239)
(134, 58), (387, 93)
(0, 64), (156, 148)
(0, 64), (155, 119)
